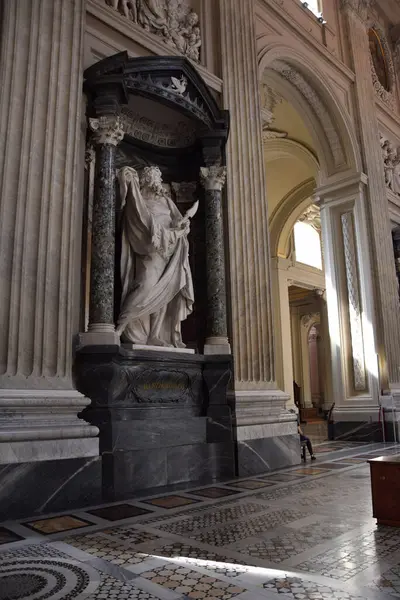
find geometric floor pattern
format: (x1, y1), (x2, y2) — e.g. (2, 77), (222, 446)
(1, 441), (400, 599)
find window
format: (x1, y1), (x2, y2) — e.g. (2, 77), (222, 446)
(294, 221), (323, 270)
(301, 1), (322, 18)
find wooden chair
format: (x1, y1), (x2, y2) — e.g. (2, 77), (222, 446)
(301, 439), (307, 462)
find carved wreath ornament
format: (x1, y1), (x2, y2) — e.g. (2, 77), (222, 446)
(368, 24), (395, 110)
(104, 0), (201, 63)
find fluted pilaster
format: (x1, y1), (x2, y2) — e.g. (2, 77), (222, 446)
(0, 0), (98, 460)
(219, 0), (274, 386)
(341, 2), (400, 387)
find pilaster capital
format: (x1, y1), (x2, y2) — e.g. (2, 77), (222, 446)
(301, 313), (320, 329)
(200, 166), (227, 191)
(89, 116), (124, 146)
(340, 0), (373, 23)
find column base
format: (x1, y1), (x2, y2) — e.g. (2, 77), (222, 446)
(78, 330), (120, 348)
(0, 390), (99, 464)
(229, 388), (300, 476)
(204, 337), (231, 355)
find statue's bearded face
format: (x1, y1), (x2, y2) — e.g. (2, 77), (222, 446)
(141, 167), (163, 194)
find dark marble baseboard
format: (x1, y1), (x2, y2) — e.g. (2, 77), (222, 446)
(0, 438), (235, 520)
(236, 434), (301, 477)
(0, 456), (102, 521)
(103, 441), (235, 501)
(333, 421), (384, 442)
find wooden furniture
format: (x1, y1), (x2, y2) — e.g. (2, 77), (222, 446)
(369, 456), (400, 526)
(301, 440), (307, 462)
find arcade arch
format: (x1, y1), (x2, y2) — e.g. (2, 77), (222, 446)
(259, 45), (379, 427)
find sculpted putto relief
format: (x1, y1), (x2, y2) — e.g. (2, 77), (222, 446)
(105, 0), (201, 62)
(380, 135), (400, 196)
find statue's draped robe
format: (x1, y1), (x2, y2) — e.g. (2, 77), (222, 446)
(137, 0), (167, 31)
(117, 168), (194, 346)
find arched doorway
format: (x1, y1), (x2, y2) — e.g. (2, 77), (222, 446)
(258, 42), (380, 440)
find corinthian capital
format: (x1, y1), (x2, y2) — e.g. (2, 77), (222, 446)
(200, 166), (227, 191)
(340, 0), (373, 22)
(89, 116), (124, 146)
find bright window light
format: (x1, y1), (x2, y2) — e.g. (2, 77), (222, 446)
(302, 1), (322, 18)
(294, 221), (323, 270)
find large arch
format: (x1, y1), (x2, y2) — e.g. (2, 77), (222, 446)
(259, 36), (378, 426)
(258, 36), (362, 181)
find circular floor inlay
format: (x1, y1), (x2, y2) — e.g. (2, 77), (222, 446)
(1, 573), (46, 599)
(0, 558), (95, 600)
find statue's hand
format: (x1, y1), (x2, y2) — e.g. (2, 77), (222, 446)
(175, 219), (190, 237)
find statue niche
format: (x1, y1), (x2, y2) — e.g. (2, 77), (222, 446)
(116, 165), (198, 348)
(76, 54), (234, 499)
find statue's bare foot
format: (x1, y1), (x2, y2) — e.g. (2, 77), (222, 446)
(148, 336), (173, 348)
(174, 340), (186, 349)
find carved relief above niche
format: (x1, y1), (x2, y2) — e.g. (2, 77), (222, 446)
(103, 0), (201, 62)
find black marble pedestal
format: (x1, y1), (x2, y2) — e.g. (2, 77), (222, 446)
(75, 346), (234, 501)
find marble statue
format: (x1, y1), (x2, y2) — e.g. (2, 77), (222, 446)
(137, 0), (167, 33)
(116, 166), (198, 348)
(380, 135), (400, 194)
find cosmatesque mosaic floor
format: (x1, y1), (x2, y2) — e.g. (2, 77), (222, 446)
(2, 441), (400, 599)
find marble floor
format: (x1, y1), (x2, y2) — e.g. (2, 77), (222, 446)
(1, 441), (400, 599)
